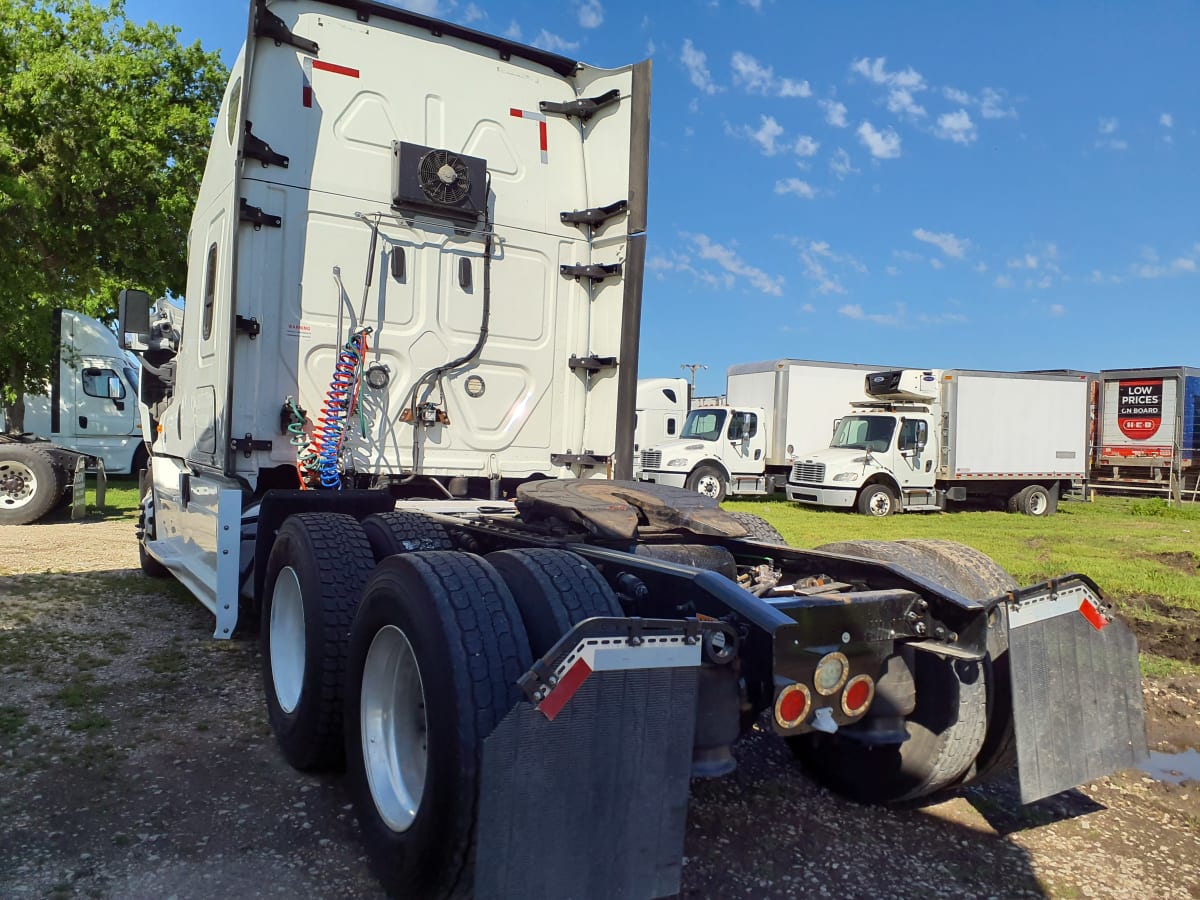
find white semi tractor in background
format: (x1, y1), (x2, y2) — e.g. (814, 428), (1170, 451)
(0, 309), (144, 524)
(632, 376), (689, 456)
(787, 368), (1090, 516)
(114, 4), (1144, 898)
(636, 359), (888, 501)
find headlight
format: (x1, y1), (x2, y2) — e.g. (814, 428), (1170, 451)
(666, 458), (689, 467)
(832, 471), (859, 482)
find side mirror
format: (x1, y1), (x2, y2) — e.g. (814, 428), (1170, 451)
(119, 289), (152, 350)
(831, 418), (842, 435)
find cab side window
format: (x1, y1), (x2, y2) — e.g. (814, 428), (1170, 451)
(201, 243), (218, 341)
(899, 419), (927, 451)
(81, 367), (124, 399)
(729, 411), (758, 439)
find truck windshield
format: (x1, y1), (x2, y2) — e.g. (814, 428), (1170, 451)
(680, 409), (727, 441)
(830, 415), (896, 452)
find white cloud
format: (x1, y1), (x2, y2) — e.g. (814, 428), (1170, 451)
(929, 258), (944, 270)
(775, 178), (816, 199)
(1160, 112), (1174, 128)
(461, 3), (485, 23)
(1008, 254), (1039, 269)
(851, 57), (928, 120)
(793, 135), (820, 157)
(912, 228), (970, 258)
(935, 109), (977, 145)
(681, 39), (720, 95)
(820, 99), (849, 128)
(778, 78), (812, 98)
(838, 303), (903, 326)
(728, 115), (786, 155)
(918, 310), (967, 325)
(397, 0), (441, 13)
(730, 51), (811, 97)
(682, 232), (784, 295)
(856, 121), (901, 159)
(829, 148), (858, 180)
(576, 0), (603, 28)
(504, 20), (522, 39)
(787, 239), (867, 294)
(979, 87), (1016, 120)
(800, 302), (816, 313)
(741, 0), (763, 8)
(1133, 251), (1200, 279)
(1095, 117), (1127, 150)
(1048, 303), (1066, 316)
(994, 274), (1013, 288)
(885, 265), (900, 276)
(532, 30), (579, 53)
(974, 261), (988, 273)
(943, 86), (972, 105)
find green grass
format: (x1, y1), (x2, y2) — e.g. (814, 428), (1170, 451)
(95, 475), (139, 518)
(1139, 652), (1200, 678)
(725, 496), (1200, 612)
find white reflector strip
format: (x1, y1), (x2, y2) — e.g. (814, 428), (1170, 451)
(1008, 582), (1109, 630)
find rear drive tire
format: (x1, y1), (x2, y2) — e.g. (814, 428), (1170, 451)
(686, 463), (727, 503)
(1008, 483), (1053, 516)
(344, 551), (532, 899)
(136, 477), (170, 579)
(261, 513), (375, 772)
(792, 539), (1017, 802)
(487, 548), (622, 657)
(362, 510), (454, 561)
(0, 446), (59, 525)
(725, 511), (788, 545)
(856, 483), (896, 517)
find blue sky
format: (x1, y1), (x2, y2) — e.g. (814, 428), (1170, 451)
(126, 0), (1199, 397)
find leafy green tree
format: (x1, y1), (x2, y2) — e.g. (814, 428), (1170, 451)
(0, 0), (227, 431)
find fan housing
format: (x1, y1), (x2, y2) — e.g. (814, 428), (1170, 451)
(391, 141), (487, 223)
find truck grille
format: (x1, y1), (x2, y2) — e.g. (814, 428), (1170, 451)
(640, 450), (662, 469)
(791, 462), (825, 484)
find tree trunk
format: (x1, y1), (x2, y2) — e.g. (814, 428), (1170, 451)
(2, 396), (25, 434)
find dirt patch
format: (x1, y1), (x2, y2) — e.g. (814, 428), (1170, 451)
(1121, 597), (1200, 666)
(2, 521), (1199, 898)
(0, 518), (138, 576)
(1153, 551), (1200, 574)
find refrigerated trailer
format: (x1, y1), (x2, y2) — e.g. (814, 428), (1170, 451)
(787, 369), (1090, 516)
(117, 4), (1145, 898)
(636, 358), (889, 501)
(1092, 367), (1200, 499)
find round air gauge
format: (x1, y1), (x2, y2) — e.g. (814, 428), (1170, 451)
(365, 364), (390, 390)
(464, 375), (486, 398)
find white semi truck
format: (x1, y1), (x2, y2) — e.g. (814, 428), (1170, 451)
(632, 376), (689, 456)
(787, 368), (1090, 516)
(116, 5), (1143, 898)
(637, 359), (888, 501)
(0, 309), (142, 524)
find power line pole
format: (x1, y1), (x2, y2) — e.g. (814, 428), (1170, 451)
(680, 363), (707, 403)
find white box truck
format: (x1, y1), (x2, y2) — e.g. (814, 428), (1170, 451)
(636, 359), (888, 501)
(113, 4), (1143, 897)
(787, 368), (1090, 516)
(0, 309), (142, 523)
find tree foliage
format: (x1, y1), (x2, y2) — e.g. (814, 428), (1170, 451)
(0, 0), (227, 430)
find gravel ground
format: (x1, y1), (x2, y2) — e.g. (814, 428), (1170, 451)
(1, 518), (1198, 899)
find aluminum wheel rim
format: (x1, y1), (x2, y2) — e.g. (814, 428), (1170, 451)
(0, 461), (37, 510)
(696, 474), (722, 499)
(361, 624), (428, 833)
(269, 566), (306, 714)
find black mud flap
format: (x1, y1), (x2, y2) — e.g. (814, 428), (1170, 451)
(1007, 577), (1148, 803)
(474, 617), (730, 900)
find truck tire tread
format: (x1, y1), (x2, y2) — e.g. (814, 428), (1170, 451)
(725, 511), (788, 545)
(0, 445), (60, 525)
(361, 510), (454, 561)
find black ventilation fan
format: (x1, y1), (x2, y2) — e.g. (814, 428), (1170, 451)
(418, 149), (472, 204)
(392, 141), (487, 224)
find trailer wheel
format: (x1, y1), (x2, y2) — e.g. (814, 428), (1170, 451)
(261, 513), (375, 772)
(686, 463), (727, 503)
(487, 548), (622, 656)
(362, 510), (454, 561)
(725, 511), (788, 545)
(0, 446), (59, 525)
(792, 539), (1019, 801)
(856, 483), (896, 517)
(344, 551), (532, 899)
(1008, 483), (1053, 516)
(136, 479), (170, 578)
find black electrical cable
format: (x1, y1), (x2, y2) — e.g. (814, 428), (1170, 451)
(401, 174), (494, 480)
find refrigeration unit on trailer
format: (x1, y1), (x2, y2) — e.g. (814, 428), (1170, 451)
(636, 358), (888, 501)
(116, 4), (1145, 898)
(787, 369), (1090, 516)
(633, 376), (689, 454)
(1092, 367), (1200, 497)
(0, 309), (141, 524)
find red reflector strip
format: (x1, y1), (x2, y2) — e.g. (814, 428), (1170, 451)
(302, 86), (313, 108)
(312, 59), (360, 78)
(510, 107), (523, 118)
(538, 120), (548, 151)
(538, 657), (592, 721)
(1078, 598), (1108, 631)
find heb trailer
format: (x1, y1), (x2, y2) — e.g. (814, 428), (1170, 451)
(115, 4), (1145, 898)
(636, 358), (889, 501)
(788, 369), (1090, 516)
(1093, 367), (1200, 498)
